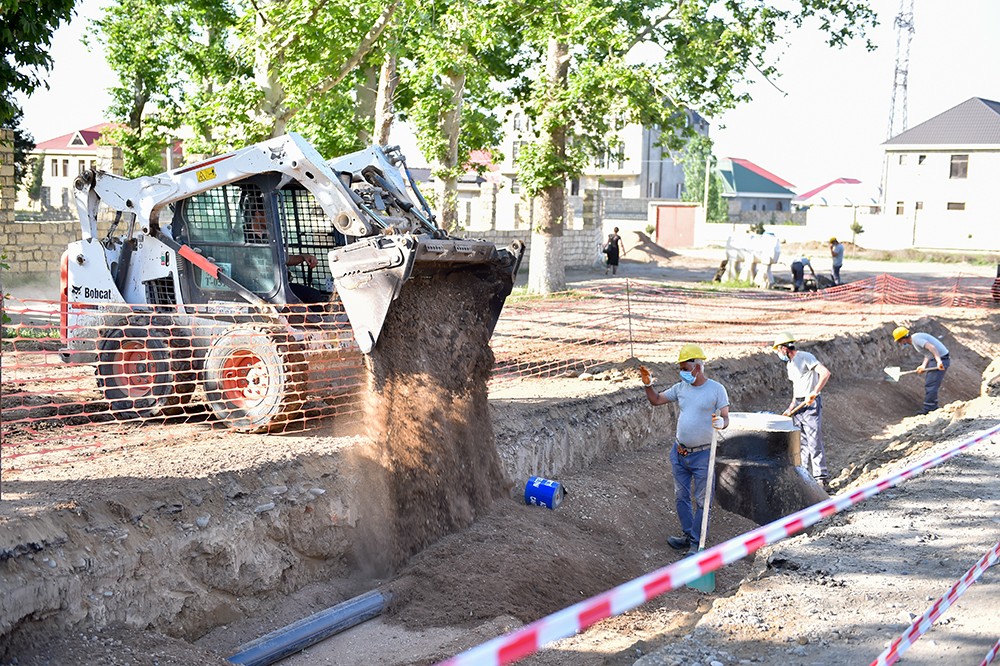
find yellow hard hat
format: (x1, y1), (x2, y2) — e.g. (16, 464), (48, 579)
(892, 326), (910, 341)
(677, 344), (706, 363)
(829, 237), (838, 244)
(772, 331), (796, 349)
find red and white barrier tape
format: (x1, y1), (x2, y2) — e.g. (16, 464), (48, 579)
(439, 422), (1000, 666)
(871, 540), (1000, 666)
(980, 639), (1000, 666)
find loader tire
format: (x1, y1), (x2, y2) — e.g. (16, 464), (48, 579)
(203, 326), (306, 432)
(97, 324), (178, 421)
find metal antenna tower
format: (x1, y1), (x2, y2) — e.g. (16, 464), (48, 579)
(886, 0), (916, 140)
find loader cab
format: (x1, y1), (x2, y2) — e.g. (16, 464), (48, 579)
(172, 174), (346, 307)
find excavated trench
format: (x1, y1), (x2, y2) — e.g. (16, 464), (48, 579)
(0, 315), (995, 665)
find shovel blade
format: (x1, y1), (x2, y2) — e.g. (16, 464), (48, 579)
(883, 366), (903, 383)
(687, 567), (716, 593)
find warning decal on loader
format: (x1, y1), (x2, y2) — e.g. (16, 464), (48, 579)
(196, 166), (216, 183)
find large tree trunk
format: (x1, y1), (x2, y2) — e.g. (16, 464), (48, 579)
(435, 52), (466, 233)
(528, 38), (570, 294)
(254, 8), (288, 138)
(355, 64), (378, 145)
(373, 51), (398, 146)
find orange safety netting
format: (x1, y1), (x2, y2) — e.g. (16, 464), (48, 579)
(2, 273), (997, 476)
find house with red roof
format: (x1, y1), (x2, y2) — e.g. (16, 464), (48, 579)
(793, 178), (877, 208)
(717, 157), (796, 220)
(16, 124), (115, 211)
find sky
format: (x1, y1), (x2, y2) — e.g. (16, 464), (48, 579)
(17, 0), (1000, 194)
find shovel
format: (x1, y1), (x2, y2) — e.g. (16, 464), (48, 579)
(883, 366), (939, 383)
(687, 426), (719, 593)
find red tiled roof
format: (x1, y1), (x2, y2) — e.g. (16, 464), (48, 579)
(728, 157), (795, 189)
(33, 123), (118, 151)
(794, 177), (862, 202)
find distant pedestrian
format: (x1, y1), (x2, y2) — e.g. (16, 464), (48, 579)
(790, 256), (816, 292)
(893, 326), (950, 414)
(772, 332), (832, 490)
(603, 227), (626, 275)
(829, 237), (844, 285)
(639, 345), (730, 555)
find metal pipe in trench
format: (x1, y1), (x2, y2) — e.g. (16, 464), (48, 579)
(227, 590), (390, 666)
(714, 412), (828, 525)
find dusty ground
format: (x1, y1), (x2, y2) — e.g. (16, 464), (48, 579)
(1, 248), (999, 666)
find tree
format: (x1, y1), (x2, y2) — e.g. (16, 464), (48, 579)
(1, 110), (38, 188)
(397, 0), (521, 231)
(680, 134), (726, 223)
(91, 0), (399, 170)
(26, 152), (46, 207)
(0, 0), (77, 124)
(514, 0), (877, 294)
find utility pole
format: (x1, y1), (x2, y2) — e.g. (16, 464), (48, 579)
(886, 0), (915, 141)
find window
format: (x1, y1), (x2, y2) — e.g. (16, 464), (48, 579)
(51, 159), (58, 176)
(752, 204), (757, 211)
(950, 154), (968, 179)
(947, 202), (966, 211)
(776, 201), (783, 211)
(915, 201), (923, 210)
(512, 114), (521, 131)
(78, 160), (86, 175)
(62, 159), (69, 177)
(510, 177), (519, 194)
(918, 155), (926, 165)
(511, 140), (527, 163)
(898, 154), (907, 165)
(762, 204), (767, 211)
(896, 201), (904, 215)
(90, 160), (97, 170)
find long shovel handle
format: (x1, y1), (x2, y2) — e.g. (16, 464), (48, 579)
(697, 427), (719, 551)
(787, 400), (811, 417)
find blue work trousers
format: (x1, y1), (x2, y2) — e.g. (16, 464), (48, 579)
(922, 355), (950, 413)
(793, 396), (827, 481)
(669, 442), (712, 544)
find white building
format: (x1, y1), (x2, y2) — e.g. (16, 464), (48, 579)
(880, 97), (1000, 249)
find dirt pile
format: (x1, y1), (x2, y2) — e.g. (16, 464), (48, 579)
(361, 265), (515, 568)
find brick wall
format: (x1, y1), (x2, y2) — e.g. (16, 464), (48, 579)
(467, 227), (604, 269)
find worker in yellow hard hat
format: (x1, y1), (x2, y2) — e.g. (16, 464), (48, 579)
(638, 345), (730, 555)
(829, 237), (844, 286)
(892, 326), (950, 414)
(772, 332), (832, 491)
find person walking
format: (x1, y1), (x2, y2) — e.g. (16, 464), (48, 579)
(893, 326), (950, 414)
(772, 332), (832, 489)
(790, 256), (816, 292)
(604, 226), (627, 275)
(829, 237), (844, 285)
(639, 345), (730, 555)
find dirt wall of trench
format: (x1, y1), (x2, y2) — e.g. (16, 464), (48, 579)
(0, 318), (990, 650)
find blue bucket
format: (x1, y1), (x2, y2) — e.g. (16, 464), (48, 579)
(524, 476), (565, 510)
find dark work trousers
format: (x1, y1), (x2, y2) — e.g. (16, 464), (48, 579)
(922, 355), (950, 413)
(791, 261), (805, 291)
(792, 396), (827, 482)
(669, 442), (712, 545)
(832, 263), (842, 285)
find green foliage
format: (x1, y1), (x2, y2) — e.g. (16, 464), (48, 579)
(26, 151), (45, 202)
(749, 221), (766, 234)
(680, 134), (726, 222)
(645, 224), (655, 235)
(99, 126), (169, 178)
(850, 220), (864, 244)
(0, 0), (76, 124)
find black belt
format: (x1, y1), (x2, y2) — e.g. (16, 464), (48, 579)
(676, 441), (711, 456)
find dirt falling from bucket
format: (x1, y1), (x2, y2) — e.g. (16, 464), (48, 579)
(361, 266), (513, 568)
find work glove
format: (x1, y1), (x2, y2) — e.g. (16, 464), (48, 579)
(712, 413), (725, 430)
(639, 365), (652, 386)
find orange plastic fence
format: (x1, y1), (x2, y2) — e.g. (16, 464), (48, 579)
(2, 273), (997, 476)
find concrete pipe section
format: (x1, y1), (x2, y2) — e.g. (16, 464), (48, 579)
(714, 412), (828, 526)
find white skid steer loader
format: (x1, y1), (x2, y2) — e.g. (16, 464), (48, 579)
(61, 133), (523, 431)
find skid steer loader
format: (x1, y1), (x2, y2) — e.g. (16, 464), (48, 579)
(61, 132), (523, 431)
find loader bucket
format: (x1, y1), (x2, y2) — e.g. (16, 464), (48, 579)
(713, 412), (828, 526)
(329, 234), (524, 354)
